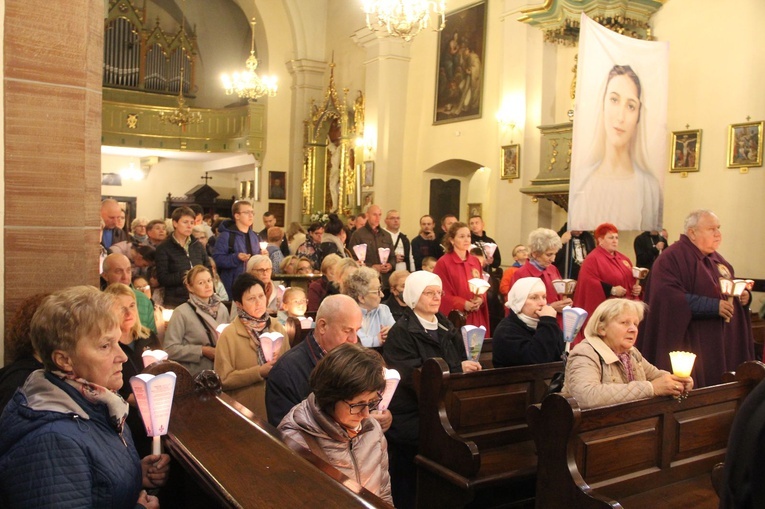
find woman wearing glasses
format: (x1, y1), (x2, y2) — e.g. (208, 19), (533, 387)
(278, 343), (392, 505)
(343, 266), (395, 352)
(383, 270), (482, 508)
(215, 273), (288, 418)
(246, 255), (280, 315)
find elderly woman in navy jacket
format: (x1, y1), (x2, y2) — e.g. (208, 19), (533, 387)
(0, 286), (169, 508)
(493, 277), (565, 367)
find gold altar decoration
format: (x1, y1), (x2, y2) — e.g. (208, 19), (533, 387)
(517, 0), (664, 47)
(301, 63), (362, 219)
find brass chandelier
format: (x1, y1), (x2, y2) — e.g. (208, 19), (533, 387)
(362, 0), (446, 42)
(221, 18), (278, 100)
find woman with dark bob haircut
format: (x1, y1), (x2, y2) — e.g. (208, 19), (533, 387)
(278, 343), (392, 504)
(0, 286), (169, 508)
(215, 273), (288, 418)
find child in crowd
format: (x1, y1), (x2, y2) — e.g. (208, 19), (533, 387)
(421, 256), (437, 273)
(511, 244), (529, 268)
(499, 244), (531, 300)
(277, 287), (308, 325)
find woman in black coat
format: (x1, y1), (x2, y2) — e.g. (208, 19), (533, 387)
(493, 276), (565, 367)
(383, 271), (481, 509)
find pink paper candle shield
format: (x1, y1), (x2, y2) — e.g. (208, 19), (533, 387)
(353, 243), (368, 263)
(378, 368), (400, 412)
(378, 247), (390, 265)
(259, 332), (284, 362)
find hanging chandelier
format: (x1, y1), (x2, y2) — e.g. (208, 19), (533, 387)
(159, 0), (201, 127)
(362, 0), (446, 42)
(221, 18), (278, 100)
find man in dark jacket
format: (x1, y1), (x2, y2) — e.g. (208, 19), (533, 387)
(259, 211), (289, 256)
(348, 205), (394, 289)
(213, 200), (261, 296)
(468, 215), (502, 269)
(155, 206), (210, 308)
(100, 198), (127, 249)
(411, 215), (441, 270)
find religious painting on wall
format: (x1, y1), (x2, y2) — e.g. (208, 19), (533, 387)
(268, 171), (286, 200)
(467, 203), (482, 219)
(568, 14), (669, 232)
(361, 191), (374, 213)
(670, 129), (702, 173)
(500, 144), (520, 180)
(433, 1), (487, 125)
(363, 161), (375, 187)
(727, 121), (763, 169)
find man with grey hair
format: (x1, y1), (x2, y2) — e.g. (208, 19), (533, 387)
(101, 253), (157, 334)
(265, 294), (392, 431)
(641, 209), (753, 387)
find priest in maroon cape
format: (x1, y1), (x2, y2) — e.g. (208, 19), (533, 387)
(639, 210), (753, 387)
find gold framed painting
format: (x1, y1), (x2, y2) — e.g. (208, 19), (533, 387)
(669, 129), (702, 173)
(727, 121), (764, 168)
(500, 144), (520, 180)
(467, 203), (482, 219)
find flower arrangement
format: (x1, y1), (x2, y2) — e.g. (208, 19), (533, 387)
(309, 211), (330, 224)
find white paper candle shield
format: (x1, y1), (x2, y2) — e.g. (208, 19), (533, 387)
(298, 316), (315, 329)
(669, 351), (696, 378)
(468, 278), (490, 296)
(562, 306), (588, 343)
(259, 332), (284, 362)
(481, 243), (497, 259)
(378, 247), (390, 264)
(141, 350), (169, 368)
(130, 372), (177, 439)
(353, 243), (368, 263)
(378, 368), (401, 412)
(632, 267), (649, 279)
(461, 325), (487, 361)
(216, 323), (231, 334)
(259, 241), (268, 252)
(552, 279), (577, 296)
(277, 285), (286, 302)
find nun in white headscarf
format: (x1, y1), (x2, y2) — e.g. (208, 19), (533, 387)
(382, 271), (482, 508)
(492, 277), (565, 368)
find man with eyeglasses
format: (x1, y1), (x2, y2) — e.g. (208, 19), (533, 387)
(155, 206), (211, 308)
(265, 294), (393, 432)
(213, 200), (262, 297)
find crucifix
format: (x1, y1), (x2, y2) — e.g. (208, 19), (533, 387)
(201, 172), (213, 184)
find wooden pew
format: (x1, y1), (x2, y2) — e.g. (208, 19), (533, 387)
(145, 361), (391, 508)
(415, 357), (564, 508)
(527, 361), (765, 509)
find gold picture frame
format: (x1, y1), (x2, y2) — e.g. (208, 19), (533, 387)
(500, 144), (520, 180)
(467, 203), (482, 219)
(669, 129), (702, 173)
(727, 121), (764, 168)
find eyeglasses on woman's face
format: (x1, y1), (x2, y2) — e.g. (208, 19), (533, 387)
(342, 394), (383, 415)
(367, 288), (384, 296)
(422, 289), (444, 299)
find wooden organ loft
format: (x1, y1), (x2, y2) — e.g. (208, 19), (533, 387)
(104, 0), (196, 96)
(101, 0), (267, 158)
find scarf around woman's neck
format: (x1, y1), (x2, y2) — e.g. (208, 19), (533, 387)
(237, 306), (271, 365)
(517, 313), (540, 330)
(53, 370), (129, 436)
(189, 293), (221, 320)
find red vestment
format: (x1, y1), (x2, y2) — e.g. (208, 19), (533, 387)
(638, 235), (753, 387)
(572, 246), (639, 345)
(433, 251), (490, 333)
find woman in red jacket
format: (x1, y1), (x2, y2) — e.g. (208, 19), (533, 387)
(433, 222), (490, 332)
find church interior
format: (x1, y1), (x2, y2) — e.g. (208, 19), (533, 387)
(1, 1), (765, 506)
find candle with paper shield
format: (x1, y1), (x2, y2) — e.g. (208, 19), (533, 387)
(377, 368), (401, 412)
(719, 278), (748, 323)
(552, 279), (577, 298)
(481, 242), (497, 260)
(632, 266), (649, 281)
(561, 306), (588, 344)
(468, 278), (490, 297)
(130, 372), (177, 455)
(461, 325), (487, 361)
(669, 351), (696, 378)
(142, 349), (168, 368)
(352, 243), (368, 263)
(259, 332), (284, 362)
(259, 241), (268, 252)
(378, 247), (390, 265)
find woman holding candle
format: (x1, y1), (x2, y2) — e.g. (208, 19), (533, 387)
(278, 343), (392, 505)
(563, 299), (692, 409)
(215, 273), (288, 418)
(383, 270), (481, 508)
(510, 228), (573, 317)
(493, 277), (565, 367)
(433, 222), (490, 331)
(104, 283), (161, 457)
(572, 223), (641, 345)
(0, 286), (169, 508)
(164, 265), (230, 376)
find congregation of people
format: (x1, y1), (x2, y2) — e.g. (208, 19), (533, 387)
(0, 199), (759, 508)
